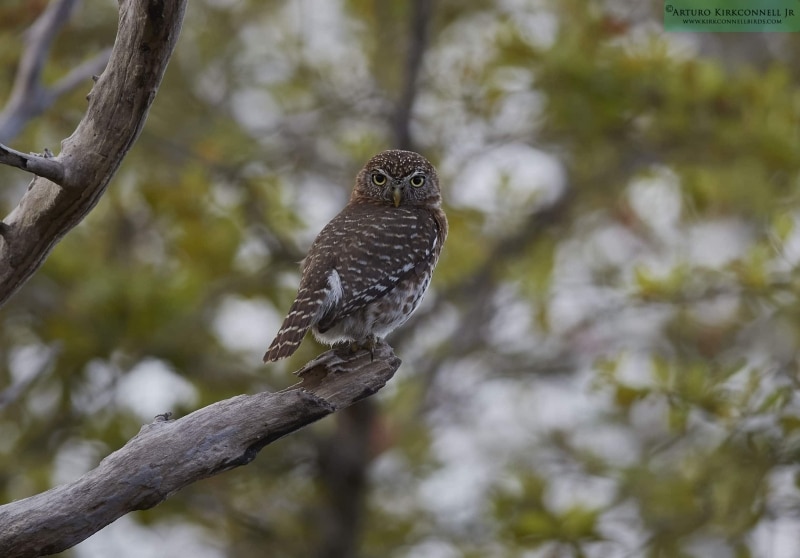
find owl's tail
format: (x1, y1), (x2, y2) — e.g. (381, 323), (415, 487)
(264, 270), (343, 362)
(263, 310), (312, 362)
(263, 295), (318, 362)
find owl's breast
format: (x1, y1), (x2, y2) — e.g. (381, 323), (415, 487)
(311, 257), (435, 344)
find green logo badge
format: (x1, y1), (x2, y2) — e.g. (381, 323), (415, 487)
(664, 0), (800, 32)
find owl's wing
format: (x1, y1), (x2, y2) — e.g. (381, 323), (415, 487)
(316, 206), (442, 332)
(263, 251), (343, 362)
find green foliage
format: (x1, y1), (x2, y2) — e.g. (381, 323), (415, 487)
(3, 0), (800, 557)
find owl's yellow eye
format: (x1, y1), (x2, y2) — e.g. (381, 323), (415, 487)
(409, 175), (425, 188)
(372, 173), (387, 186)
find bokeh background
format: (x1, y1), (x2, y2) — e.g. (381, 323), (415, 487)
(2, 1), (800, 557)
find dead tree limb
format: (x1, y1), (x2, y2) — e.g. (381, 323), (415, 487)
(0, 0), (77, 141)
(0, 0), (112, 143)
(0, 0), (186, 307)
(0, 343), (401, 558)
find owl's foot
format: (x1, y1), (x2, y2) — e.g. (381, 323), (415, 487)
(349, 335), (379, 361)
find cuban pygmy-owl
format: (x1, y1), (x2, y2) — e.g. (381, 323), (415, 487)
(263, 150), (448, 362)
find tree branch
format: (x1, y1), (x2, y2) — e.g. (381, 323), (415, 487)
(0, 144), (63, 184)
(0, 0), (187, 307)
(0, 0), (77, 126)
(0, 343), (402, 558)
(0, 0), (109, 143)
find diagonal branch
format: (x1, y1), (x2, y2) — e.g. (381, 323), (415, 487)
(9, 0), (77, 99)
(0, 343), (402, 558)
(0, 0), (187, 307)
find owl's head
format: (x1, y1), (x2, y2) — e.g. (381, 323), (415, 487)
(353, 150), (441, 208)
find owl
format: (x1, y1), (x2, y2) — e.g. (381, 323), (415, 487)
(263, 150), (448, 362)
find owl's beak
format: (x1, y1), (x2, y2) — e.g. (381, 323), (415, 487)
(392, 186), (402, 207)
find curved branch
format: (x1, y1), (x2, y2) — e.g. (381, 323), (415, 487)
(0, 0), (187, 307)
(0, 343), (402, 558)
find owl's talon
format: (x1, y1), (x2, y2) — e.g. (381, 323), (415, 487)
(346, 335), (379, 360)
(365, 335), (378, 361)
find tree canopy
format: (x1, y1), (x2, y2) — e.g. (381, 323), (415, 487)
(2, 1), (800, 557)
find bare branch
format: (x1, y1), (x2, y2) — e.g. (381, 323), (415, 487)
(0, 0), (80, 142)
(0, 0), (187, 307)
(0, 144), (64, 184)
(0, 343), (402, 558)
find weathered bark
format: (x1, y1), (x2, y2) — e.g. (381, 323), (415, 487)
(0, 344), (401, 558)
(0, 0), (186, 306)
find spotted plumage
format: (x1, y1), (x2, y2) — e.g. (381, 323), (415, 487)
(263, 150), (448, 362)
